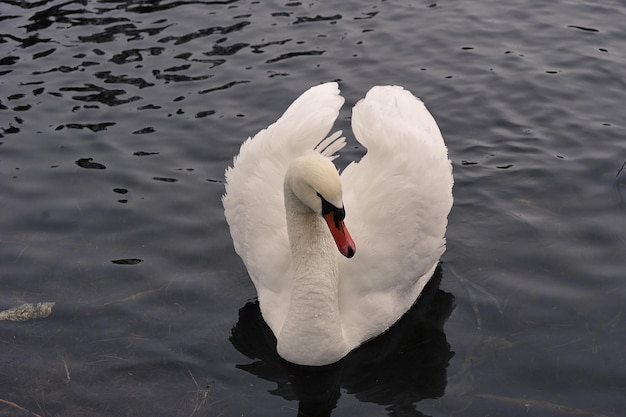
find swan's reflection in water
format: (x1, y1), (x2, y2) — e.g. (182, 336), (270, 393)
(230, 267), (455, 416)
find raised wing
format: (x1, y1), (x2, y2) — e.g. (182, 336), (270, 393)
(222, 82), (345, 334)
(338, 85), (454, 345)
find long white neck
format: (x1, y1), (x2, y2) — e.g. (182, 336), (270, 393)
(277, 187), (348, 366)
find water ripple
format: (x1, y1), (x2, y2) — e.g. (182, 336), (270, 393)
(266, 50), (325, 63)
(94, 71), (155, 89)
(157, 21), (250, 45)
(126, 0), (240, 14)
(59, 84), (141, 106)
(79, 23), (173, 43)
(293, 14), (342, 24)
(109, 47), (164, 64)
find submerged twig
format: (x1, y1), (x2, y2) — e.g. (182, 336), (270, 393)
(102, 287), (163, 306)
(0, 398), (44, 417)
(476, 393), (610, 417)
(448, 265), (502, 331)
(63, 358), (71, 384)
(186, 365), (210, 416)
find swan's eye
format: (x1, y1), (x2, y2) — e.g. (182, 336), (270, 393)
(318, 192), (345, 225)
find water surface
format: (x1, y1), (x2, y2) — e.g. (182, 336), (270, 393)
(1, 0), (625, 416)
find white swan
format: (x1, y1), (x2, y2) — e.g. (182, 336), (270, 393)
(223, 82), (453, 366)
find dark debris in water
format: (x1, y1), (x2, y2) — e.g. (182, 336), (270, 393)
(268, 71), (289, 78)
(75, 158), (106, 170)
(198, 80), (250, 94)
(132, 126), (155, 134)
(354, 11), (379, 20)
(152, 176), (178, 183)
(152, 69), (212, 83)
(164, 64), (191, 72)
(138, 104), (161, 110)
(195, 110), (216, 118)
(265, 50), (324, 64)
(134, 151), (159, 156)
(293, 14), (342, 24)
(111, 258), (143, 265)
(64, 122), (116, 132)
(567, 25), (599, 33)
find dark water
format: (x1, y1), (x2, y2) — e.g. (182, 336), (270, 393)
(1, 0), (625, 416)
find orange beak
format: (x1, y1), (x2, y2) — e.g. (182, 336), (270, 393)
(323, 211), (356, 258)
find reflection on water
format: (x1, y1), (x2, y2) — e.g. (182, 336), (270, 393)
(231, 267), (455, 416)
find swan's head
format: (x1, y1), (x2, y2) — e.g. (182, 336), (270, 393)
(285, 153), (356, 258)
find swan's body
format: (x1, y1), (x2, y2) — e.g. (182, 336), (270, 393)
(223, 83), (453, 366)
